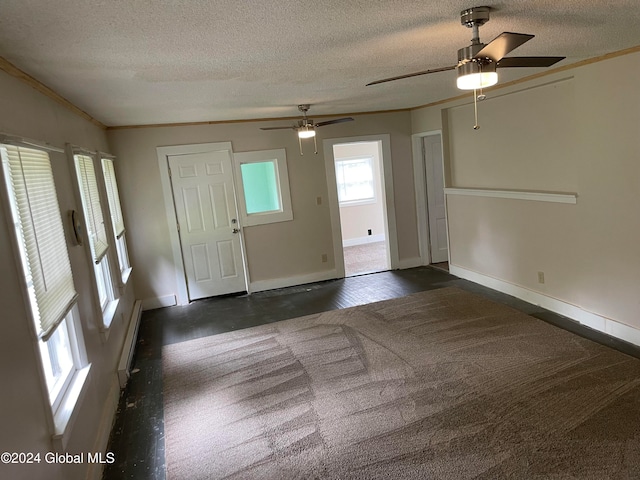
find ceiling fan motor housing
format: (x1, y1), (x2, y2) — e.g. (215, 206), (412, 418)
(457, 58), (496, 78)
(458, 43), (487, 64)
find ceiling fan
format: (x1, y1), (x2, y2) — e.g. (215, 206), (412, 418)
(260, 104), (354, 154)
(367, 6), (565, 128)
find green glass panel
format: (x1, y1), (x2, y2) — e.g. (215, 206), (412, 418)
(240, 161), (280, 214)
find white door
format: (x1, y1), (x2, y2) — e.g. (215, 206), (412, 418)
(423, 135), (448, 263)
(168, 150), (246, 300)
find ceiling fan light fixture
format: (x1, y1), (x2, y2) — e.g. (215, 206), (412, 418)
(456, 61), (498, 90)
(297, 126), (316, 139)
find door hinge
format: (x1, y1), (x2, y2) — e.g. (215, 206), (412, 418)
(176, 222), (180, 232)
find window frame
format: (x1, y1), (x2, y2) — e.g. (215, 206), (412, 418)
(233, 148), (293, 227)
(0, 136), (91, 450)
(115, 233), (131, 282)
(100, 154), (132, 285)
(335, 155), (377, 207)
(68, 146), (120, 331)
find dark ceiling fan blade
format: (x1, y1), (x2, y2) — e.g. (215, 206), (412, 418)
(315, 117), (354, 127)
(497, 56), (565, 68)
(259, 126), (295, 130)
(474, 32), (534, 62)
(366, 65), (456, 86)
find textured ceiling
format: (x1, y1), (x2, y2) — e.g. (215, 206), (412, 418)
(0, 1), (638, 126)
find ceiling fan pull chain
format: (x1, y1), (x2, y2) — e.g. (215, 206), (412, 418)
(313, 134), (318, 154)
(473, 88), (480, 130)
(477, 61), (487, 101)
(477, 82), (486, 101)
(298, 136), (304, 155)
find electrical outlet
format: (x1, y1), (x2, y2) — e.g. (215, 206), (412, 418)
(321, 253), (328, 263)
(537, 271), (545, 284)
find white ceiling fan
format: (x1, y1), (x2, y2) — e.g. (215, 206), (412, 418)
(367, 6), (565, 128)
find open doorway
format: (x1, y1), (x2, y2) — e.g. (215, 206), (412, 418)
(324, 135), (398, 278)
(334, 141), (389, 276)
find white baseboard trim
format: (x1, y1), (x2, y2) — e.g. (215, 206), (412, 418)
(450, 264), (640, 348)
(397, 256), (424, 270)
(118, 300), (142, 388)
(250, 269), (338, 293)
(86, 374), (120, 480)
(343, 234), (386, 247)
(141, 294), (177, 311)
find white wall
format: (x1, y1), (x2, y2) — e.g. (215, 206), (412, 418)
(107, 111), (419, 304)
(0, 70), (137, 480)
(411, 51), (640, 341)
(334, 141), (385, 244)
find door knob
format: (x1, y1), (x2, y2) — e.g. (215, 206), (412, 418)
(232, 228), (240, 234)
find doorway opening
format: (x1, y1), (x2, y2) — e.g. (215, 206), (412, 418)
(324, 136), (398, 278)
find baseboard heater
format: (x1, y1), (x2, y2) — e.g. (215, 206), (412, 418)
(117, 300), (143, 388)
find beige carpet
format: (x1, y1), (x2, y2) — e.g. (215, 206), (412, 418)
(163, 287), (640, 479)
(343, 241), (388, 276)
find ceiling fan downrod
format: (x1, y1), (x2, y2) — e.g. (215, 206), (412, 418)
(296, 104), (317, 155)
(461, 6), (491, 45)
(461, 7), (492, 130)
(298, 104), (310, 120)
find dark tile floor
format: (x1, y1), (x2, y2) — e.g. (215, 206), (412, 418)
(102, 266), (640, 480)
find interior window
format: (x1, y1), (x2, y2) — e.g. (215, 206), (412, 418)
(234, 148), (293, 226)
(240, 161), (281, 214)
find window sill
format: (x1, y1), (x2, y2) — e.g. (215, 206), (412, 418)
(243, 210), (293, 227)
(121, 267), (132, 286)
(52, 364), (91, 452)
(100, 298), (121, 342)
(339, 198), (376, 208)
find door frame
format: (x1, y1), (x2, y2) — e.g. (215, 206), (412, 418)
(323, 134), (399, 278)
(157, 142), (249, 305)
(411, 130), (450, 265)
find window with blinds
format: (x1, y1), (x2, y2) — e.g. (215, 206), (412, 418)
(0, 141), (87, 417)
(101, 158), (125, 238)
(74, 154), (109, 264)
(1, 145), (78, 339)
(101, 157), (131, 277)
(72, 151), (116, 318)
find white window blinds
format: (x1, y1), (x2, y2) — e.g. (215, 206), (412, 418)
(74, 154), (109, 263)
(1, 145), (78, 339)
(101, 158), (125, 237)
